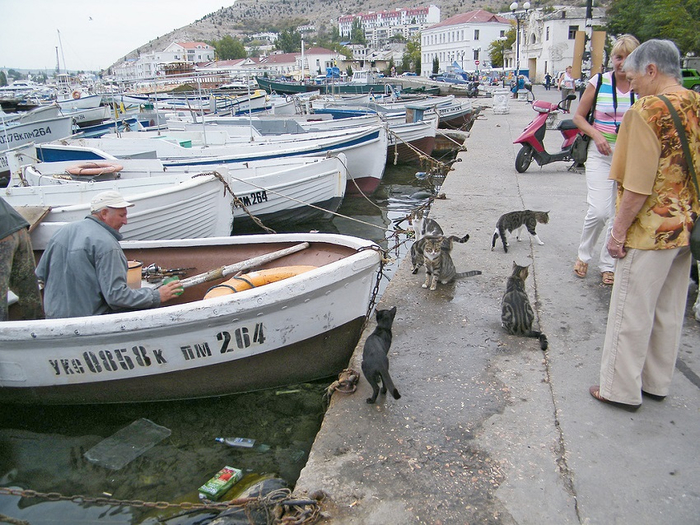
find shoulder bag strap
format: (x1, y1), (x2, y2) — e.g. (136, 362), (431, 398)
(587, 73), (605, 125)
(658, 95), (699, 196)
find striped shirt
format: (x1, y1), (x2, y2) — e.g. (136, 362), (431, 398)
(590, 72), (635, 143)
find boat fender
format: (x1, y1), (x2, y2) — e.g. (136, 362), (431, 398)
(72, 90), (81, 99)
(204, 265), (317, 300)
(65, 161), (124, 176)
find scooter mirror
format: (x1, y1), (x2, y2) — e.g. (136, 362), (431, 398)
(566, 94), (577, 101)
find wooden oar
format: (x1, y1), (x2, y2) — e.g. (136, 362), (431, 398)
(177, 242), (310, 289)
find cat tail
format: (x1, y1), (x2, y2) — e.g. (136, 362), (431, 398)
(525, 331), (548, 351)
(382, 372), (401, 400)
(456, 270), (482, 279)
(491, 229), (499, 250)
(453, 234), (470, 243)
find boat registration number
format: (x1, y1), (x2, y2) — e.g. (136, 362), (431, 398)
(0, 125), (54, 146)
(234, 191), (268, 208)
(47, 322), (266, 376)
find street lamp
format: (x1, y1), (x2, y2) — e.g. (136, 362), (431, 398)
(498, 36), (507, 86)
(510, 1), (530, 80)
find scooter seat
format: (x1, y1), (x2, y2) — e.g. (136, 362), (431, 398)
(558, 119), (579, 131)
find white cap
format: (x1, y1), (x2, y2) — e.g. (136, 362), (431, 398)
(90, 191), (134, 212)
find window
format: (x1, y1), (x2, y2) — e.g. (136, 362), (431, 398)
(568, 25), (579, 40)
(474, 29), (480, 40)
(473, 49), (480, 60)
(546, 27), (550, 41)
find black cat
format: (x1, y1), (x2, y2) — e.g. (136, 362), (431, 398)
(361, 307), (401, 404)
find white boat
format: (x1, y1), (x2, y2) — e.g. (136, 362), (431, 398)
(0, 112), (74, 177)
(176, 113), (438, 164)
(7, 144), (347, 238)
(48, 123), (388, 195)
(3, 163), (233, 251)
(0, 233), (381, 405)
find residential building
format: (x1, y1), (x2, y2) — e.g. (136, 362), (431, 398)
(503, 5), (606, 82)
(421, 9), (511, 76)
(112, 42), (215, 80)
(339, 5), (440, 48)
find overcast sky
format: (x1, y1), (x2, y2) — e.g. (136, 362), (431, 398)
(0, 0), (231, 72)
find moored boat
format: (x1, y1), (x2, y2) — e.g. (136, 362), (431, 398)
(7, 144), (347, 236)
(1, 233), (382, 405)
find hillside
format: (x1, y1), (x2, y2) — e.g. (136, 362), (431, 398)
(123, 0), (604, 65)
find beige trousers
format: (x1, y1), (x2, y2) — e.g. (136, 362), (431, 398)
(599, 246), (692, 405)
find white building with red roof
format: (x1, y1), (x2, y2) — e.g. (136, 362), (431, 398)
(421, 9), (511, 76)
(338, 5), (440, 47)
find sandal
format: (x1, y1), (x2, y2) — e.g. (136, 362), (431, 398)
(601, 271), (614, 285)
(589, 385), (640, 411)
(573, 259), (588, 278)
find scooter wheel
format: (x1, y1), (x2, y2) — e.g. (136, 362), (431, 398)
(515, 145), (533, 173)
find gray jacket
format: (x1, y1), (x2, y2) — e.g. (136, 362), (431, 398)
(36, 216), (160, 318)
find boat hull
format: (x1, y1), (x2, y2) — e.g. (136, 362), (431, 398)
(1, 233), (381, 404)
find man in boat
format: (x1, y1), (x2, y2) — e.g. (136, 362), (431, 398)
(0, 196), (44, 321)
(35, 190), (184, 319)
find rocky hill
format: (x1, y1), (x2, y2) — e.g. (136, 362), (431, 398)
(123, 0), (605, 64)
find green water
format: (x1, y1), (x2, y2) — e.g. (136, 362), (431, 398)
(0, 162), (442, 524)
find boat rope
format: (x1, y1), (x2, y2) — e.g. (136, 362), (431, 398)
(384, 126), (457, 174)
(358, 244), (391, 331)
(220, 164), (393, 234)
(0, 486), (321, 525)
(328, 152), (383, 211)
(199, 171), (277, 233)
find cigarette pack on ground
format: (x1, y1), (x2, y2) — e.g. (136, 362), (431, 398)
(198, 466), (243, 500)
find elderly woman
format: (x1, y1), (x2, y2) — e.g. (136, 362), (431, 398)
(573, 34), (639, 285)
(590, 40), (700, 410)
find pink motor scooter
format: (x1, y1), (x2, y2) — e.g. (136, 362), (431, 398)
(513, 94), (579, 173)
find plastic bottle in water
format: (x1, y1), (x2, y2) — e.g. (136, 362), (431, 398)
(215, 437), (270, 452)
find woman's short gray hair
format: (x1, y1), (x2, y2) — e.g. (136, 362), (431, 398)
(622, 39), (682, 83)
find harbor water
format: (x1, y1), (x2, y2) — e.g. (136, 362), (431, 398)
(0, 160), (448, 524)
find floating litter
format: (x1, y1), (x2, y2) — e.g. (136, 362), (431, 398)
(84, 418), (171, 470)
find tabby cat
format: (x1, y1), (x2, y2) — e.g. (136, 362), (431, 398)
(500, 262), (548, 350)
(361, 306), (401, 404)
(409, 210), (470, 274)
(491, 210), (549, 253)
(422, 236), (481, 290)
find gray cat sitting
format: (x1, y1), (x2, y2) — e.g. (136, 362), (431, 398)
(409, 210), (470, 274)
(361, 307), (401, 404)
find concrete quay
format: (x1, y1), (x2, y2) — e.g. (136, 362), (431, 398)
(294, 85), (700, 524)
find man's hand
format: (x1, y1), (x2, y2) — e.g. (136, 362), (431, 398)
(159, 280), (184, 302)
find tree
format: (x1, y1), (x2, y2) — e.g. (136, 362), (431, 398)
(0, 71), (7, 87)
(351, 19), (366, 45)
(384, 57), (396, 76)
(211, 35), (246, 60)
(432, 56), (440, 75)
(488, 27), (516, 68)
(606, 0), (700, 56)
(404, 34), (421, 74)
(275, 29), (302, 53)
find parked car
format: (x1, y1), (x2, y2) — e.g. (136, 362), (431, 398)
(681, 69), (700, 92)
(432, 72), (468, 84)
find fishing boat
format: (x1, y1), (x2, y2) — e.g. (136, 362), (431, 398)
(256, 70), (390, 96)
(44, 123), (388, 195)
(4, 163), (234, 251)
(0, 233), (382, 405)
(7, 144), (347, 237)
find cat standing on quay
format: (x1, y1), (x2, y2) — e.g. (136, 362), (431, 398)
(422, 235), (481, 291)
(361, 306), (401, 404)
(501, 262), (548, 350)
(492, 210), (549, 253)
(409, 210), (471, 274)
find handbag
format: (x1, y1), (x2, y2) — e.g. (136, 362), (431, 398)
(571, 74), (604, 164)
(658, 95), (700, 259)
